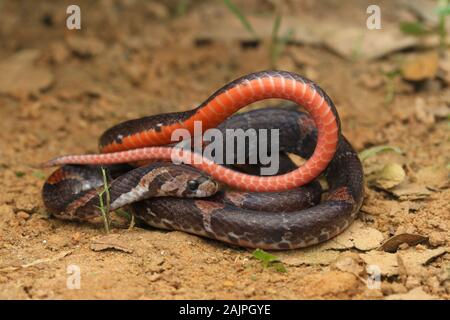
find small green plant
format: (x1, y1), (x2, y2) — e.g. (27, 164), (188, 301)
(383, 69), (401, 104)
(270, 14), (294, 68)
(32, 171), (46, 180)
(96, 168), (136, 232)
(252, 248), (287, 273)
(175, 0), (189, 17)
(96, 167), (111, 233)
(399, 21), (428, 36)
(351, 34), (365, 62)
(399, 0), (450, 50)
(222, 0), (256, 36)
(437, 0), (450, 49)
(359, 145), (403, 162)
(14, 171), (25, 178)
(115, 208), (136, 230)
(223, 0), (292, 67)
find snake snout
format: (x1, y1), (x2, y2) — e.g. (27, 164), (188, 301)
(161, 164), (219, 198)
(179, 174), (219, 198)
(194, 178), (219, 198)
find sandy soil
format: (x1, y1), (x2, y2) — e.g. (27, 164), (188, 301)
(0, 0), (449, 299)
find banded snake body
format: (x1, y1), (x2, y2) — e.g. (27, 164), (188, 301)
(42, 71), (364, 250)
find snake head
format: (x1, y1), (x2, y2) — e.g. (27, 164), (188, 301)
(159, 164), (219, 198)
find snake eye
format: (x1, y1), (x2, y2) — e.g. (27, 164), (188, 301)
(187, 180), (199, 191)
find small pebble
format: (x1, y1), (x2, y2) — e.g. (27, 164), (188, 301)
(222, 280), (234, 287)
(16, 211), (30, 220)
(428, 232), (446, 247)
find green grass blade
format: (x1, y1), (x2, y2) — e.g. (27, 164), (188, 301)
(252, 248), (286, 272)
(223, 0), (256, 36)
(175, 0), (189, 17)
(270, 14), (282, 66)
(399, 21), (427, 36)
(271, 14), (281, 43)
(98, 167), (111, 233)
(435, 4), (450, 16)
(359, 145), (403, 162)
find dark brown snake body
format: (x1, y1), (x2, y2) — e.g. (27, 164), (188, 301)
(43, 107), (364, 250)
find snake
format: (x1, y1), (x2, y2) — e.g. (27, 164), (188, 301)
(41, 71), (364, 250)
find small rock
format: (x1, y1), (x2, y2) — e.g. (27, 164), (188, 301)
(364, 288), (384, 298)
(144, 256), (165, 273)
(45, 234), (71, 251)
(49, 41), (70, 64)
(360, 251), (399, 277)
(144, 2), (169, 19)
(428, 232), (446, 247)
(405, 276), (420, 289)
(0, 275), (8, 284)
(359, 72), (384, 89)
(426, 276), (443, 294)
(0, 205), (15, 225)
(90, 234), (134, 253)
(66, 36), (105, 58)
(333, 254), (364, 276)
(71, 232), (81, 244)
(33, 289), (50, 299)
(13, 197), (38, 214)
(16, 211), (30, 220)
(244, 287), (256, 298)
(422, 79), (442, 93)
(414, 99), (435, 124)
(146, 273), (161, 282)
(121, 62), (147, 86)
(444, 281), (450, 294)
(222, 280), (235, 287)
(381, 282), (408, 295)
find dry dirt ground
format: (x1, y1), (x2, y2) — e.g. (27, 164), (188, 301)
(0, 0), (449, 299)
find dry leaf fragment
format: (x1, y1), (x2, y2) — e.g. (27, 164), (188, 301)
(321, 221), (384, 251)
(279, 223), (384, 266)
(398, 247), (448, 276)
(323, 22), (418, 60)
(388, 183), (432, 200)
(401, 52), (439, 81)
(90, 234), (134, 253)
(414, 165), (450, 190)
(0, 251), (72, 273)
(380, 234), (429, 253)
(400, 247), (448, 266)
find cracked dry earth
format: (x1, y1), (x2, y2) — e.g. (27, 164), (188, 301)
(0, 0), (449, 299)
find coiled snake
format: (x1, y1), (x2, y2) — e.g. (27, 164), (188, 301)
(42, 71), (364, 250)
